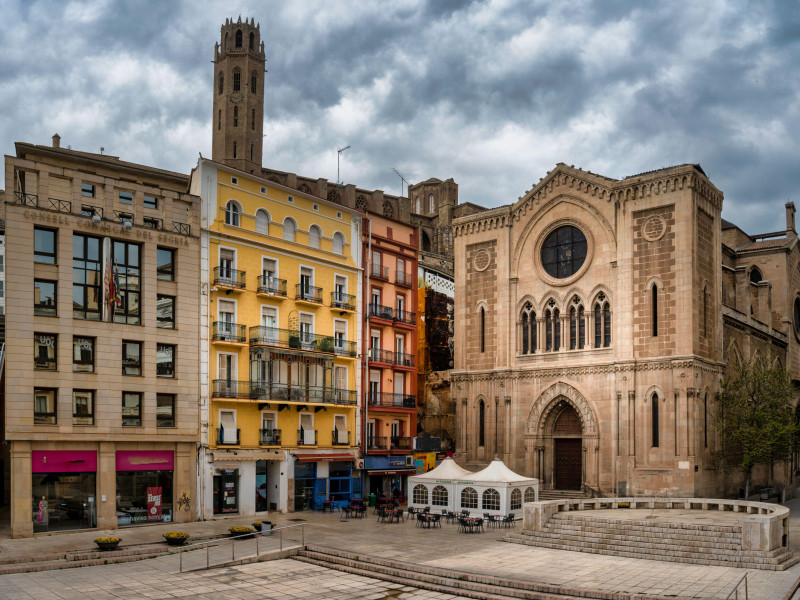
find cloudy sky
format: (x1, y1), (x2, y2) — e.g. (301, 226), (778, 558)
(1, 0), (798, 233)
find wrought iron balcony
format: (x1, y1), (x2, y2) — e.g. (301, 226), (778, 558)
(367, 392), (416, 408)
(14, 191), (38, 207)
(371, 264), (389, 281)
(334, 338), (358, 357)
(393, 351), (415, 368)
(390, 436), (412, 450)
(396, 271), (414, 287)
(143, 217), (163, 230)
(172, 221), (191, 236)
(214, 266), (246, 289)
(114, 210), (133, 225)
(216, 427), (240, 446)
(368, 347), (394, 364)
(367, 436), (388, 450)
(213, 321), (247, 343)
(81, 205), (103, 219)
(257, 275), (287, 296)
(249, 326), (356, 356)
(297, 429), (317, 445)
(46, 197), (72, 213)
(332, 430), (350, 446)
(212, 379), (252, 399)
(295, 284), (323, 303)
(212, 379), (357, 405)
(330, 292), (356, 311)
(368, 304), (395, 321)
(393, 309), (416, 326)
(260, 429), (281, 446)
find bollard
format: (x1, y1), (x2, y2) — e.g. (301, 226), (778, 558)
(232, 538), (235, 561)
(302, 524), (305, 547)
(280, 527), (283, 551)
(179, 548), (182, 572)
(206, 543), (209, 570)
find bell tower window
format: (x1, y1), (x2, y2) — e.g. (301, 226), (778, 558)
(251, 72), (257, 94)
(233, 69), (241, 92)
(233, 106), (238, 127)
(218, 72), (224, 95)
(249, 32), (254, 50)
(251, 108), (255, 130)
(233, 142), (237, 159)
(235, 29), (242, 48)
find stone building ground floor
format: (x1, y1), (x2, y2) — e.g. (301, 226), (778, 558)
(8, 440), (196, 538)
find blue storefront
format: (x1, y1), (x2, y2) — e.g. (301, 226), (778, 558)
(363, 455), (415, 502)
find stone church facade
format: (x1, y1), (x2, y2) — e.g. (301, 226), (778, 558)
(452, 163), (799, 497)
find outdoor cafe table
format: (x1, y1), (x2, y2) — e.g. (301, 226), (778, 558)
(416, 513), (440, 528)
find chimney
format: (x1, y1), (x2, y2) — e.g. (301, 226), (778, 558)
(52, 133), (61, 148)
(786, 201), (796, 238)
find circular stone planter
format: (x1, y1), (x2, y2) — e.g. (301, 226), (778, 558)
(94, 540), (120, 551)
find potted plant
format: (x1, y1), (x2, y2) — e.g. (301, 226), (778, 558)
(94, 536), (121, 551)
(229, 525), (254, 538)
(289, 335), (301, 348)
(252, 520), (263, 532)
(163, 531), (190, 546)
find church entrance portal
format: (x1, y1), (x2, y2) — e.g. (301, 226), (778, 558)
(552, 403), (582, 490)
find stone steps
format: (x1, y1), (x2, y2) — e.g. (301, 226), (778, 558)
(503, 513), (797, 571)
(0, 544), (172, 575)
(294, 545), (684, 600)
(538, 490), (589, 501)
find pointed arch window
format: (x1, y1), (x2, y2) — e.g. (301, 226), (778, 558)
(520, 302), (536, 354)
(282, 218), (296, 242)
(225, 201), (240, 227)
(332, 232), (345, 255)
(703, 392), (708, 448)
(249, 31), (254, 50)
(218, 72), (224, 95)
(478, 400), (485, 447)
(233, 106), (238, 127)
(569, 296), (585, 350)
(255, 209), (269, 234)
(428, 194), (435, 213)
(594, 293), (611, 348)
(217, 109), (221, 130)
(235, 29), (242, 48)
(308, 225), (321, 249)
(652, 283), (658, 336)
(703, 285), (708, 338)
(414, 196), (420, 213)
(651, 393), (660, 447)
(232, 141), (237, 159)
(480, 307), (486, 353)
(233, 68), (241, 92)
(545, 301), (559, 351)
(251, 108), (255, 130)
(251, 72), (257, 94)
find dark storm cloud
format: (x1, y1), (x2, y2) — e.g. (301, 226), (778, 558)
(2, 0), (800, 233)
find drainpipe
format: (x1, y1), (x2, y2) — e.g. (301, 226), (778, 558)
(363, 216), (372, 492)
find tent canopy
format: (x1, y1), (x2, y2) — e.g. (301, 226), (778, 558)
(411, 457), (473, 480)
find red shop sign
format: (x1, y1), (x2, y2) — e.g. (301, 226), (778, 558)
(147, 487), (163, 521)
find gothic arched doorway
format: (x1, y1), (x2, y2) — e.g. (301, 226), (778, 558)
(552, 402), (583, 490)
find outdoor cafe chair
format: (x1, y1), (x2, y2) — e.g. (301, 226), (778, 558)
(503, 513), (516, 528)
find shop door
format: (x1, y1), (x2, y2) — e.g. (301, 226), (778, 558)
(214, 469), (239, 514)
(554, 439), (582, 490)
(314, 478), (327, 510)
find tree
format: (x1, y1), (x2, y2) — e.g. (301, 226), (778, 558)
(714, 353), (798, 498)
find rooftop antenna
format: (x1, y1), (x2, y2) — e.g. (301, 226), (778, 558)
(100, 147), (104, 155)
(392, 168), (409, 198)
(337, 145), (351, 187)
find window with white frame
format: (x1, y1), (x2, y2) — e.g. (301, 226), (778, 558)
(218, 299), (236, 339)
(482, 488), (500, 511)
(332, 232), (345, 255)
(334, 319), (347, 354)
(299, 412), (314, 445)
(283, 218), (296, 242)
(333, 275), (347, 306)
(369, 370), (380, 404)
(225, 201), (240, 226)
(219, 248), (235, 282)
(413, 484), (428, 505)
(432, 485), (448, 506)
(524, 487), (536, 503)
(219, 409), (237, 444)
(261, 411), (278, 444)
(333, 414), (347, 444)
(308, 225), (321, 249)
(255, 209), (269, 234)
(461, 487), (478, 509)
(299, 313), (314, 349)
(510, 488), (522, 510)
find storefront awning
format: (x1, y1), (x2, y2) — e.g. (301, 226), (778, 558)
(367, 469), (416, 475)
(294, 453), (355, 462)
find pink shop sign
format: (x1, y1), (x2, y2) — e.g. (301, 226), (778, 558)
(115, 450), (174, 472)
(32, 451), (97, 473)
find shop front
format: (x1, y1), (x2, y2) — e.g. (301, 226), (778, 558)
(292, 452), (359, 511)
(364, 455), (415, 502)
(32, 450), (97, 533)
(115, 451), (174, 525)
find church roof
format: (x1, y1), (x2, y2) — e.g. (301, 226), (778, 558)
(736, 237), (790, 252)
(624, 163), (706, 179)
(721, 218), (738, 230)
(412, 457), (473, 480)
(469, 458), (536, 483)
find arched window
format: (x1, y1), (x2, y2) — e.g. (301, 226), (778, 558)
(524, 487), (536, 503)
(255, 209), (269, 235)
(652, 283), (658, 337)
(421, 230), (431, 252)
(217, 109), (221, 130)
(703, 392), (708, 448)
(478, 400), (485, 447)
(750, 267), (763, 283)
(282, 218), (296, 242)
(569, 296), (585, 350)
(233, 106), (238, 127)
(225, 201), (240, 227)
(593, 293), (611, 348)
(413, 484), (428, 505)
(461, 487), (477, 509)
(510, 488), (522, 510)
(545, 302), (559, 351)
(235, 29), (242, 48)
(251, 108), (255, 130)
(383, 201), (394, 218)
(651, 393), (660, 447)
(332, 232), (345, 255)
(218, 72), (224, 95)
(249, 31), (254, 50)
(251, 71), (257, 94)
(482, 488), (500, 511)
(355, 195), (368, 211)
(432, 485), (448, 506)
(308, 225), (321, 249)
(414, 196), (420, 213)
(520, 302), (536, 354)
(428, 194), (435, 213)
(233, 68), (241, 92)
(232, 141), (237, 159)
(703, 285), (708, 337)
(480, 307), (486, 353)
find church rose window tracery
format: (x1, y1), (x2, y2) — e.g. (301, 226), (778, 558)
(541, 225), (587, 279)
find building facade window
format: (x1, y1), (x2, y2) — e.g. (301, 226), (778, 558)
(255, 209), (269, 234)
(143, 195), (158, 209)
(593, 293), (611, 348)
(118, 191), (133, 205)
(113, 241), (141, 325)
(156, 247), (175, 281)
(651, 393), (660, 448)
(34, 388), (57, 425)
(520, 302), (536, 354)
(478, 400), (485, 446)
(34, 333), (57, 371)
(233, 67), (241, 91)
(122, 341), (142, 376)
(218, 72), (224, 94)
(235, 29), (242, 47)
(72, 234), (101, 320)
(157, 295), (175, 329)
(569, 297), (585, 350)
(81, 183), (95, 197)
(34, 279), (57, 317)
(545, 303), (560, 351)
(233, 105), (238, 127)
(308, 225), (321, 249)
(251, 72), (257, 94)
(122, 392), (142, 426)
(461, 487), (478, 509)
(225, 201), (240, 226)
(480, 307), (485, 353)
(652, 283), (658, 337)
(541, 225), (587, 279)
(157, 394), (175, 427)
(73, 337), (94, 373)
(34, 227), (57, 264)
(333, 232), (344, 255)
(283, 218), (296, 242)
(72, 390), (94, 425)
(157, 343), (175, 378)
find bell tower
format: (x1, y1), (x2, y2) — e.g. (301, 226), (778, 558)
(212, 16), (265, 174)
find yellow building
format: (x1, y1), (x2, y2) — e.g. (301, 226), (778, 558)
(191, 158), (362, 516)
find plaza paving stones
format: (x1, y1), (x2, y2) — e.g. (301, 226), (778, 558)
(0, 507), (798, 599)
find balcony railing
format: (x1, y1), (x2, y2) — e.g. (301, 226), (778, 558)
(330, 292), (356, 311)
(257, 275), (287, 296)
(81, 205), (103, 219)
(368, 347), (394, 364)
(391, 436), (412, 450)
(114, 210), (134, 225)
(368, 304), (395, 320)
(295, 284), (323, 303)
(214, 266), (246, 288)
(332, 430), (350, 446)
(212, 321), (247, 343)
(393, 351), (415, 368)
(46, 197), (72, 213)
(216, 427), (241, 446)
(396, 271), (414, 287)
(14, 191), (38, 207)
(143, 216), (163, 230)
(368, 304), (416, 325)
(260, 429), (281, 446)
(212, 379), (251, 399)
(367, 392), (416, 408)
(249, 326), (357, 356)
(297, 429), (317, 445)
(367, 436), (388, 450)
(212, 380), (358, 405)
(371, 264), (389, 280)
(172, 221), (191, 236)
(393, 309), (416, 325)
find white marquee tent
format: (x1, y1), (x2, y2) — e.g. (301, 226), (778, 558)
(408, 458), (539, 516)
